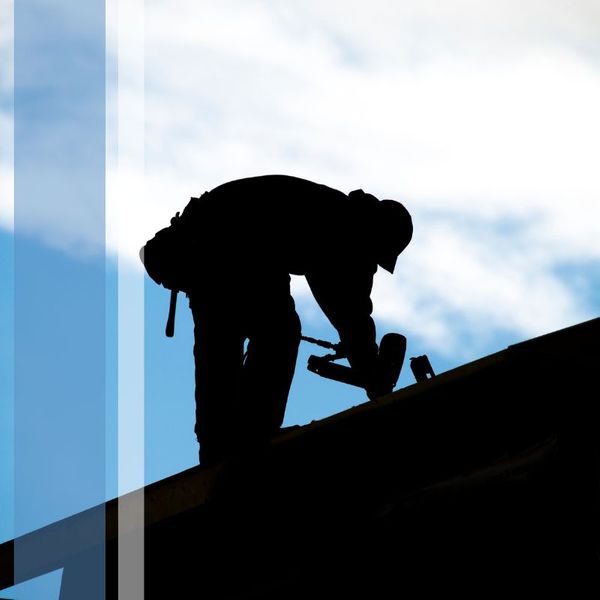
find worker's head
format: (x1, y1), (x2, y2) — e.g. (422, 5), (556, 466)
(374, 199), (413, 273)
(349, 189), (413, 273)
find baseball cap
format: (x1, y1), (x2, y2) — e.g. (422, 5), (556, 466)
(376, 200), (413, 273)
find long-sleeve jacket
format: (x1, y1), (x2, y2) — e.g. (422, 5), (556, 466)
(181, 174), (384, 396)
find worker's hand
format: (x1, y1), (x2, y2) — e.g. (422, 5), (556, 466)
(361, 350), (392, 400)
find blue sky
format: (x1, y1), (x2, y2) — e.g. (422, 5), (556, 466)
(2, 1), (600, 597)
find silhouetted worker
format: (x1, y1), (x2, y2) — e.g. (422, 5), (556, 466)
(179, 174), (413, 465)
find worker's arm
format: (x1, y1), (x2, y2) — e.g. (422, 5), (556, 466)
(306, 262), (389, 399)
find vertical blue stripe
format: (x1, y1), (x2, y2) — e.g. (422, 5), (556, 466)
(0, 230), (14, 544)
(14, 1), (106, 598)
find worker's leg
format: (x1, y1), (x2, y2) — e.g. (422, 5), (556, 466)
(241, 292), (301, 445)
(191, 298), (245, 466)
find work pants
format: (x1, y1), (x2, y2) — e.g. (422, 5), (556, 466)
(189, 275), (301, 465)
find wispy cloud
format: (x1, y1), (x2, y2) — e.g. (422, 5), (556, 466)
(373, 215), (591, 356)
(4, 0), (600, 353)
(0, 162), (14, 230)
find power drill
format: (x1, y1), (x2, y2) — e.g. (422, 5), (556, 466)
(301, 333), (407, 393)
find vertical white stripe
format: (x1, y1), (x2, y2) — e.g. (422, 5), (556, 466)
(107, 0), (145, 597)
(0, 0), (13, 230)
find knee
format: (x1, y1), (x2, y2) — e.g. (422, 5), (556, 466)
(280, 310), (301, 352)
(289, 310), (301, 342)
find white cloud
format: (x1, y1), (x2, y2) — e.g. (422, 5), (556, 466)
(0, 94), (12, 229)
(4, 0), (600, 354)
(275, 0), (600, 64)
(138, 1), (600, 351)
(140, 1), (600, 203)
(0, 163), (13, 230)
(373, 218), (589, 357)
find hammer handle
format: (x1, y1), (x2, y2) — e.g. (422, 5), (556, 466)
(165, 289), (178, 337)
